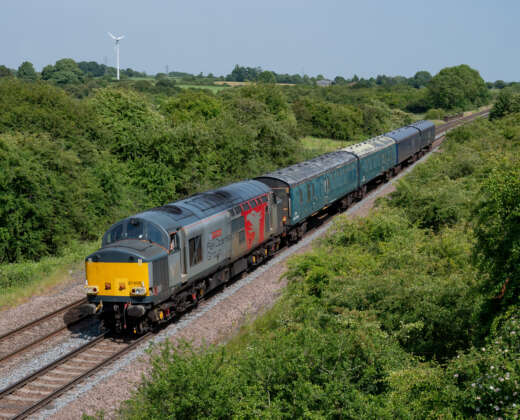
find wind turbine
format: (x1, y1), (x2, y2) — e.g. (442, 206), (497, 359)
(108, 32), (125, 80)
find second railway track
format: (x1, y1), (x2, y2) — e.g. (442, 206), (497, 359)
(0, 298), (88, 365)
(0, 332), (152, 420)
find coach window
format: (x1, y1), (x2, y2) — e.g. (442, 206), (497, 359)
(243, 202), (250, 211)
(307, 184), (311, 202)
(299, 189), (303, 204)
(189, 235), (202, 267)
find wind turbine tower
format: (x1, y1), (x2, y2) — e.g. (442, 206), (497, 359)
(108, 32), (125, 80)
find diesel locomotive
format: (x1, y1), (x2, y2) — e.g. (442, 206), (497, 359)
(83, 120), (435, 333)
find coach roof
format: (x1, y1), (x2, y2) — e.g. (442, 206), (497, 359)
(256, 150), (356, 187)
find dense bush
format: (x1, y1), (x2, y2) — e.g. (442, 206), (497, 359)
(474, 164), (520, 313)
(424, 108), (446, 120)
(292, 97), (411, 141)
(0, 79), (137, 263)
(490, 89), (520, 120)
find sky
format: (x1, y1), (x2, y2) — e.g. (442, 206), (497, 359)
(1, 0), (517, 81)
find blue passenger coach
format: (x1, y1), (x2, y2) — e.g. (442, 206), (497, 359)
(256, 151), (358, 229)
(410, 120), (435, 150)
(342, 136), (396, 186)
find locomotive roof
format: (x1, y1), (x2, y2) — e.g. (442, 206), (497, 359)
(256, 150), (356, 187)
(341, 135), (395, 158)
(127, 180), (271, 233)
(385, 125), (420, 143)
(409, 120), (435, 132)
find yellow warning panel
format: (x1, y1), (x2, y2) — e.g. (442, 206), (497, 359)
(86, 262), (150, 297)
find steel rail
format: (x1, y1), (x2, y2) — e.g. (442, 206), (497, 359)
(0, 297), (87, 342)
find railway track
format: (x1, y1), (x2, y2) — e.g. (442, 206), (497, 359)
(0, 109), (489, 420)
(0, 298), (88, 365)
(0, 332), (152, 420)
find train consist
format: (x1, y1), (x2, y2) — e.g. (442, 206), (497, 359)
(83, 120), (435, 333)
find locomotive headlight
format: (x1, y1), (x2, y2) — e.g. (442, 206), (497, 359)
(130, 287), (147, 296)
(86, 285), (99, 295)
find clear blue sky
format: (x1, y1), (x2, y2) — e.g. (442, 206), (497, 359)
(1, 0), (517, 81)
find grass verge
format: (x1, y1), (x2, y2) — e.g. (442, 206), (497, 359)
(0, 240), (98, 309)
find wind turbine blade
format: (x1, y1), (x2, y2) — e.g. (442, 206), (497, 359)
(117, 35), (125, 40)
(108, 32), (116, 39)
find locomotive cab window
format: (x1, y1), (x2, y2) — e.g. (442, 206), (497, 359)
(169, 233), (178, 252)
(102, 219), (168, 249)
(189, 235), (203, 267)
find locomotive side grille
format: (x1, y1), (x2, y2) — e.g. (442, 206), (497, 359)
(153, 257), (169, 286)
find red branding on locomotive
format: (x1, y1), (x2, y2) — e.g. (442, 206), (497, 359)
(241, 198), (267, 249)
(211, 229), (222, 239)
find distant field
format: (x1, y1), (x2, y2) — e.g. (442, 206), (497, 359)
(214, 81), (296, 87)
(214, 81), (251, 87)
(178, 84), (229, 92)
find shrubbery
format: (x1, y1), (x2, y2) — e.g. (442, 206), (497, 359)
(292, 97), (411, 140)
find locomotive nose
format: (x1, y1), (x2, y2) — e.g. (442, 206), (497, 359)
(85, 246), (152, 301)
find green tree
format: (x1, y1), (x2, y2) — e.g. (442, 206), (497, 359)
(258, 70), (276, 84)
(17, 61), (37, 81)
(489, 89), (520, 120)
(0, 65), (13, 77)
(41, 58), (84, 84)
(427, 64), (489, 110)
(410, 70), (432, 88)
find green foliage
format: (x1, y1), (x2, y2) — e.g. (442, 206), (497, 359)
(258, 70), (276, 84)
(160, 90), (222, 124)
(424, 108), (446, 120)
(409, 70), (432, 88)
(0, 65), (13, 77)
(490, 89), (520, 120)
(427, 64), (490, 110)
(41, 58), (85, 85)
(448, 308), (520, 418)
(122, 309), (412, 419)
(474, 164), (520, 308)
(16, 61), (37, 81)
(292, 96), (411, 140)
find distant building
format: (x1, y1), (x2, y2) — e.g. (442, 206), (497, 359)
(316, 79), (332, 87)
